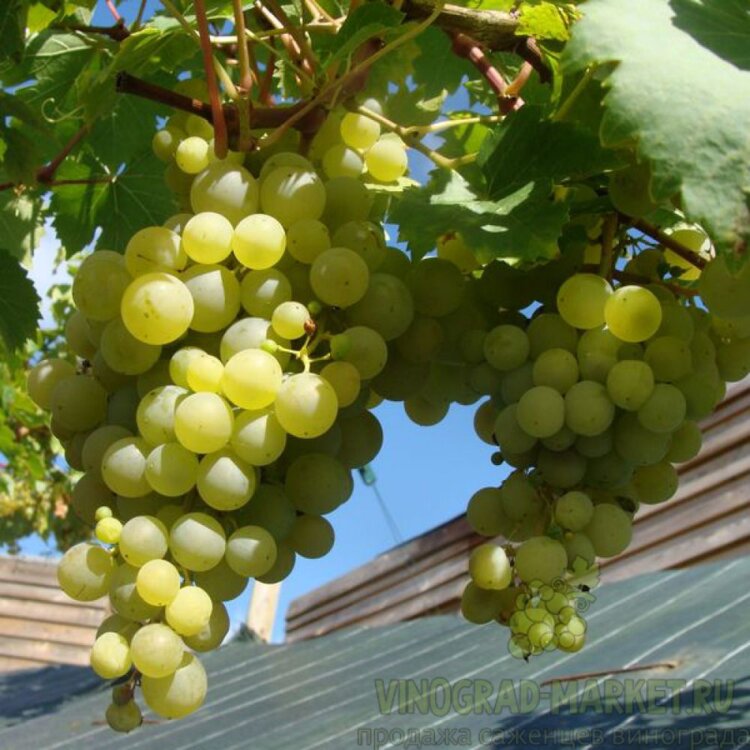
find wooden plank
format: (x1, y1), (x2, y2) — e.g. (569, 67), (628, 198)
(0, 656), (45, 673)
(0, 597), (105, 628)
(0, 556), (58, 587)
(0, 616), (97, 647)
(246, 582), (281, 642)
(0, 581), (108, 608)
(0, 635), (91, 666)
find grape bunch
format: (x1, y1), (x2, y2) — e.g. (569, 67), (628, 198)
(25, 97), (416, 730)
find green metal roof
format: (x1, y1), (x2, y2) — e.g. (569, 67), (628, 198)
(1, 557), (749, 749)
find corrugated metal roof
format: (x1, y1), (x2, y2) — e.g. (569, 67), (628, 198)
(1, 557), (749, 749)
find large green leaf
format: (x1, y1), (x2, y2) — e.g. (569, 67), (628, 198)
(0, 1), (26, 64)
(0, 193), (45, 259)
(564, 0), (750, 252)
(412, 27), (475, 98)
(0, 247), (41, 350)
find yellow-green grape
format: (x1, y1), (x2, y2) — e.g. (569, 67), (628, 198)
(514, 536), (567, 584)
(527, 313), (578, 358)
(608, 161), (658, 218)
(184, 113), (214, 139)
(334, 219), (387, 269)
(48, 374), (107, 432)
(320, 361), (360, 408)
(125, 226), (186, 277)
(644, 335), (692, 382)
(606, 359), (655, 410)
(272, 301), (309, 340)
(584, 503), (632, 556)
(174, 392), (234, 454)
(118, 515), (169, 567)
(95, 505), (113, 521)
(483, 325), (530, 373)
(528, 620), (555, 650)
(130, 623), (184, 678)
(190, 163), (259, 225)
(563, 531), (596, 568)
(163, 213), (193, 236)
(257, 152), (311, 180)
(106, 700), (143, 733)
(493, 404), (537, 454)
(184, 352), (224, 394)
(556, 273), (613, 330)
(333, 327), (388, 379)
(436, 233), (479, 273)
(72, 251), (132, 322)
(27, 358), (76, 410)
(287, 515), (335, 559)
(663, 226), (710, 280)
(170, 512), (226, 572)
(240, 268), (292, 318)
(516, 385), (565, 438)
(460, 582), (504, 624)
(219, 317), (290, 366)
(336, 411), (382, 467)
(532, 348), (579, 394)
(225, 525), (277, 577)
(632, 461), (679, 504)
(141, 652), (207, 719)
(564, 380), (615, 436)
(165, 586), (213, 636)
(90, 632), (132, 679)
(310, 247), (370, 308)
(182, 264), (241, 333)
(637, 383), (686, 433)
(347, 273), (414, 341)
(260, 166), (326, 227)
(286, 218), (331, 264)
(109, 563), (162, 621)
(168, 348), (202, 389)
(284, 452), (351, 514)
(65, 310), (97, 359)
(554, 491), (593, 531)
(365, 136), (408, 182)
(613, 411), (671, 466)
(153, 127), (181, 162)
(322, 175), (371, 230)
(323, 143), (364, 178)
(577, 327), (621, 383)
(468, 544), (512, 590)
(407, 258), (464, 318)
(182, 212), (234, 264)
(183, 601), (230, 651)
(275, 372), (339, 439)
(145, 442), (199, 496)
(196, 449), (256, 511)
(101, 437), (150, 497)
(57, 543), (115, 602)
(121, 272), (194, 346)
(97, 613), (144, 642)
(176, 136), (210, 174)
(100, 318), (162, 375)
(555, 614), (586, 652)
(137, 360), (172, 397)
(96, 517), (122, 544)
(136, 384), (188, 446)
(232, 213), (286, 270)
(231, 408), (287, 466)
(193, 560), (247, 602)
(665, 420), (702, 463)
(604, 285), (662, 343)
(340, 112), (380, 150)
(136, 559), (181, 606)
(256, 542), (296, 584)
(466, 487), (505, 536)
(222, 349), (282, 410)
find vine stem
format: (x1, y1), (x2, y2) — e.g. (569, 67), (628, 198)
(210, 22), (338, 42)
(132, 0), (148, 31)
(261, 0), (318, 78)
(231, 0), (254, 93)
(598, 213), (618, 279)
(105, 0), (122, 22)
(631, 217), (708, 270)
(552, 65), (596, 122)
(581, 266), (699, 298)
(403, 113), (501, 136)
(60, 21), (130, 40)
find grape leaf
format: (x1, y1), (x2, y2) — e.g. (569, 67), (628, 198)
(0, 1), (26, 64)
(517, 2), (571, 41)
(0, 247), (41, 350)
(412, 27), (475, 98)
(564, 0), (750, 252)
(390, 171), (568, 261)
(0, 193), (45, 259)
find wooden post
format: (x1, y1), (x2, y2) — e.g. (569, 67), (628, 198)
(246, 581), (282, 642)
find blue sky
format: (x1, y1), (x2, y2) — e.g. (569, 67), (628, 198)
(16, 0), (507, 642)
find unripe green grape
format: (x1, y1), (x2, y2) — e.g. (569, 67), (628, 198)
(493, 404), (537, 454)
(193, 560), (248, 603)
(100, 318), (162, 376)
(532, 348), (578, 394)
(190, 163), (259, 225)
(613, 411), (671, 466)
(170, 512), (226, 572)
(336, 411), (383, 468)
(320, 361), (361, 408)
(108, 563), (160, 621)
(631, 460), (679, 504)
(260, 166), (326, 227)
(323, 143), (363, 178)
(564, 380), (615, 436)
(584, 503), (632, 557)
(606, 359), (654, 410)
(125, 226), (186, 277)
(395, 316), (444, 364)
(516, 386), (565, 438)
(656, 302), (694, 340)
(644, 336), (691, 382)
(145, 442), (199, 497)
(181, 211), (233, 264)
(408, 258), (465, 318)
(322, 175), (371, 230)
(340, 112), (380, 150)
(577, 327), (621, 383)
(469, 544), (512, 590)
(287, 514), (335, 558)
(130, 623), (184, 678)
(676, 370), (722, 420)
(196, 448), (256, 511)
(437, 232), (479, 273)
(585, 450), (633, 490)
(141, 652), (207, 719)
(136, 384), (187, 446)
(65, 310), (97, 359)
(57, 543), (115, 602)
(96, 517), (122, 545)
(176, 136), (210, 174)
(91, 351), (133, 392)
(607, 161), (658, 217)
(153, 127), (181, 162)
(49, 375), (108, 432)
(226, 525), (277, 577)
(347, 273), (414, 341)
(118, 515), (169, 567)
(515, 536), (567, 584)
(466, 487), (505, 536)
(275, 373), (339, 439)
(101, 437), (151, 498)
(404, 396), (448, 426)
(604, 285), (662, 342)
(554, 491), (593, 531)
(556, 274), (612, 330)
(183, 602), (230, 651)
(460, 582), (506, 624)
(484, 325), (530, 372)
(310, 247), (370, 308)
(73, 251), (132, 322)
(538, 448), (588, 488)
(716, 337), (750, 382)
(542, 425), (577, 452)
(285, 451), (351, 515)
(105, 384), (139, 433)
(174, 392), (234, 454)
(240, 268), (292, 318)
(165, 586), (213, 636)
(185, 114), (214, 139)
(286, 218), (331, 264)
(527, 313), (577, 358)
(27, 358), (76, 410)
(637, 383), (686, 433)
(365, 136), (408, 182)
(136, 360), (172, 398)
(136, 558), (181, 606)
(665, 420), (702, 463)
(562, 531), (596, 568)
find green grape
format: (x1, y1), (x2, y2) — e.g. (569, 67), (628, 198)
(137, 360), (173, 398)
(101, 437), (151, 498)
(241, 268), (292, 317)
(175, 135), (209, 174)
(106, 385), (139, 433)
(137, 385), (188, 445)
(136, 558), (181, 606)
(516, 386), (565, 438)
(484, 325), (530, 372)
(260, 167), (326, 227)
(145, 442), (199, 497)
(286, 515), (334, 558)
(637, 383), (686, 433)
(608, 161), (658, 217)
(197, 449), (256, 511)
(165, 586), (213, 636)
(460, 582), (504, 624)
(499, 472), (543, 521)
(528, 620), (555, 650)
(164, 161), (193, 198)
(130, 623), (184, 678)
(404, 396), (448, 426)
(564, 380), (615, 436)
(153, 127), (181, 162)
(575, 428), (613, 458)
(100, 318), (162, 375)
(183, 602), (230, 651)
(322, 176), (371, 230)
(170, 512), (226, 572)
(95, 517), (122, 544)
(96, 613), (140, 641)
(395, 316), (443, 364)
(632, 461), (679, 504)
(57, 543), (115, 601)
(323, 143), (364, 178)
(585, 451), (633, 490)
(555, 491), (593, 531)
(577, 327), (621, 383)
(225, 525), (277, 577)
(232, 213), (286, 270)
(220, 317), (290, 366)
(141, 651), (207, 719)
(182, 212), (233, 264)
(643, 336), (691, 382)
(698, 255), (750, 319)
(542, 425), (576, 452)
(340, 112), (380, 150)
(272, 301), (309, 340)
(156, 503), (184, 529)
(236, 483), (296, 541)
(466, 487), (505, 536)
(408, 258), (465, 318)
(556, 274), (612, 330)
(370, 349), (429, 401)
(259, 151), (313, 180)
(676, 370), (722, 419)
(469, 544), (512, 590)
(310, 246), (370, 308)
(231, 408), (287, 466)
(190, 162), (259, 225)
(73, 251), (132, 321)
(331, 326), (388, 379)
(606, 359), (654, 410)
(275, 373), (339, 439)
(337, 411), (383, 467)
(332, 220), (386, 271)
(182, 264), (241, 333)
(711, 315), (750, 341)
(27, 358), (77, 411)
(459, 329), (487, 365)
(604, 285), (662, 342)
(194, 561), (247, 602)
(527, 314), (578, 358)
(125, 226), (186, 277)
(562, 531), (596, 568)
(90, 632), (132, 680)
(121, 272), (194, 346)
(663, 226), (710, 281)
(656, 302), (694, 340)
(174, 392), (234, 454)
(48, 374), (107, 432)
(365, 136), (408, 182)
(118, 515), (169, 566)
(347, 274), (414, 341)
(222, 349), (282, 411)
(716, 337), (750, 382)
(65, 310), (97, 359)
(532, 348), (579, 394)
(109, 562), (161, 621)
(380, 246), (412, 277)
(665, 420), (702, 463)
(320, 361), (361, 408)
(92, 351), (133, 392)
(286, 218), (331, 264)
(538, 448), (587, 488)
(437, 233), (479, 274)
(186, 352), (224, 393)
(285, 452), (350, 514)
(584, 503), (632, 556)
(613, 411), (671, 466)
(514, 536), (568, 584)
(493, 404), (537, 454)
(617, 342), (645, 361)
